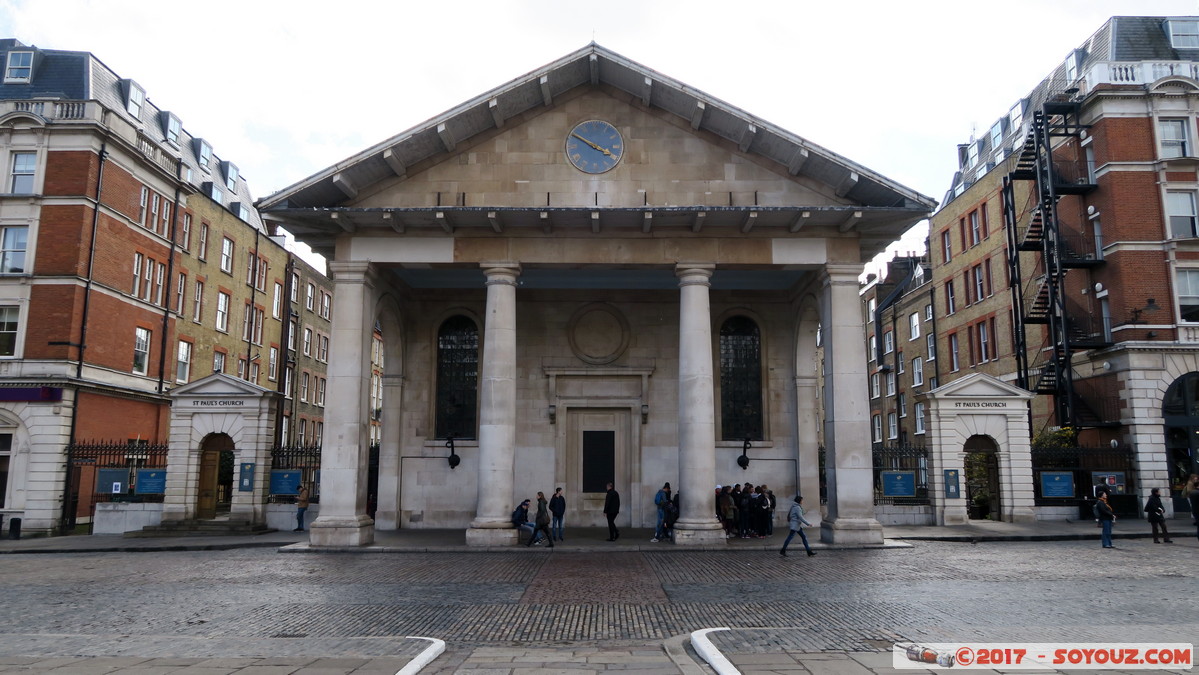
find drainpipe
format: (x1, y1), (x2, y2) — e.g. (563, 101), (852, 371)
(245, 228), (260, 378)
(60, 135), (108, 532)
(274, 255), (296, 444)
(157, 159), (184, 394)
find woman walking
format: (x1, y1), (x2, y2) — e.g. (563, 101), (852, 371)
(779, 495), (816, 557)
(1144, 487), (1172, 543)
(527, 491), (554, 548)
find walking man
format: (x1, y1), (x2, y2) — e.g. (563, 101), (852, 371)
(604, 482), (620, 541)
(652, 482), (671, 542)
(779, 495), (815, 557)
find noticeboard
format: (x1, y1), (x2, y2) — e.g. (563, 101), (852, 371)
(135, 469), (166, 494)
(1040, 471), (1075, 498)
(238, 463), (255, 492)
(97, 468), (127, 494)
(1092, 471), (1126, 495)
(943, 469), (961, 499)
(881, 471), (916, 497)
(270, 470), (301, 495)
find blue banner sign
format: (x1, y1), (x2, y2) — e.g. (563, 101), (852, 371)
(135, 469), (166, 494)
(1040, 471), (1075, 498)
(881, 471), (917, 497)
(97, 468), (127, 494)
(270, 470), (302, 495)
(944, 469), (961, 499)
(238, 463), (255, 492)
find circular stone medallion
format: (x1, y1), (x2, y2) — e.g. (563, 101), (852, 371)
(568, 304), (630, 365)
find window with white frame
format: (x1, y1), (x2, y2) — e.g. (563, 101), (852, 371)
(317, 377), (326, 406)
(321, 291), (330, 319)
(269, 346), (278, 380)
(872, 414), (882, 442)
(306, 283), (315, 311)
(197, 140), (212, 170)
(288, 320), (297, 350)
(969, 210), (981, 246)
(898, 393), (907, 417)
(914, 402), (926, 434)
(9, 152), (35, 193)
(884, 330), (894, 354)
(1160, 118), (1190, 158)
(973, 264), (985, 301)
(176, 273), (186, 314)
(132, 253), (143, 296)
(175, 340), (192, 383)
(989, 120), (1003, 150)
(897, 352), (904, 373)
(888, 412), (898, 439)
(220, 237), (234, 273)
(300, 372), (310, 402)
(0, 306), (19, 356)
(250, 362), (259, 383)
(868, 335), (876, 361)
(946, 280), (956, 314)
(223, 161), (239, 191)
(125, 81), (145, 118)
(886, 371), (896, 396)
(319, 335), (329, 362)
(912, 357), (924, 386)
(153, 262), (165, 306)
(909, 313), (920, 340)
(213, 351), (225, 373)
(927, 333), (936, 361)
(949, 333), (960, 371)
(284, 366), (293, 398)
(291, 273), (300, 302)
(192, 280), (204, 323)
(941, 230), (952, 264)
(871, 373), (880, 398)
(1177, 269), (1199, 322)
(0, 225), (27, 274)
(1168, 191), (1199, 238)
(237, 358), (245, 379)
(133, 327), (151, 375)
(216, 292), (230, 332)
(241, 303), (253, 341)
(4, 51), (33, 83)
(198, 223), (209, 259)
(181, 213), (191, 250)
(978, 320), (991, 362)
(297, 419), (307, 445)
(273, 283), (283, 319)
(303, 328), (312, 355)
(1169, 19), (1199, 48)
(165, 114), (181, 146)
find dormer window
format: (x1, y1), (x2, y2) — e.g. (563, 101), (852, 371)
(4, 51), (33, 83)
(1065, 51), (1080, 82)
(123, 80), (145, 118)
(202, 181), (222, 205)
(195, 139), (212, 170)
(1169, 19), (1199, 48)
(222, 161), (239, 191)
(161, 112), (182, 146)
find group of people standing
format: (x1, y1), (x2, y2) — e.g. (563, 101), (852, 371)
(511, 488), (567, 547)
(715, 483), (776, 539)
(1096, 473), (1199, 548)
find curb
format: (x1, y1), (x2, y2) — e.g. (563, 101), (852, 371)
(691, 627), (738, 675)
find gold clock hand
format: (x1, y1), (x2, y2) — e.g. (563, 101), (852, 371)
(571, 132), (615, 158)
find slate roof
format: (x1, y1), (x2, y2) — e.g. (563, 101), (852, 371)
(941, 16), (1199, 207)
(0, 38), (266, 233)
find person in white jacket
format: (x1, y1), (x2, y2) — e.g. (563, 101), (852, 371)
(779, 495), (816, 557)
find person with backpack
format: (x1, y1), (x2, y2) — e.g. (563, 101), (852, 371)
(652, 482), (672, 542)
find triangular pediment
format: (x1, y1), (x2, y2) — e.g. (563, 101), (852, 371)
(258, 44), (935, 259)
(927, 373), (1034, 401)
(169, 372), (273, 399)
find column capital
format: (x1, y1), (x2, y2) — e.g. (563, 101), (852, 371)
(821, 263), (865, 286)
(481, 262), (522, 286)
(675, 263), (715, 286)
(328, 260), (380, 286)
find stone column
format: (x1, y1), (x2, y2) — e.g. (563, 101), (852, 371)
(673, 264), (725, 546)
(309, 261), (376, 547)
(819, 264), (884, 545)
(466, 263), (521, 546)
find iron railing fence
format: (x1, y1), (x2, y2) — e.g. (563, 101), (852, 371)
(872, 443), (931, 505)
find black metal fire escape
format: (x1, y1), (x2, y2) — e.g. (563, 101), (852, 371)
(1004, 93), (1104, 429)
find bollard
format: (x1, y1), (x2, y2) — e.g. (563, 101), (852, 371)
(8, 517), (20, 540)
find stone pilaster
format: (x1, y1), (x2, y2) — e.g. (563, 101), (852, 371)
(309, 261), (376, 547)
(672, 264), (725, 546)
(466, 263), (522, 546)
(819, 264), (884, 545)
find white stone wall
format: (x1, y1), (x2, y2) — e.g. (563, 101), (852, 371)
(874, 505), (935, 525)
(0, 398), (72, 536)
(93, 502), (163, 534)
(389, 291), (809, 529)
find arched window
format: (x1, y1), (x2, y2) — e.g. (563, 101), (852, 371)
(720, 315), (763, 441)
(435, 316), (478, 440)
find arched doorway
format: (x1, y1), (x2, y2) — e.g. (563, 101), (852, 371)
(1162, 372), (1199, 509)
(197, 433), (235, 519)
(964, 435), (1001, 521)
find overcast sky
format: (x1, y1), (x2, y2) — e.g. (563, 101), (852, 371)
(4, 0), (1198, 271)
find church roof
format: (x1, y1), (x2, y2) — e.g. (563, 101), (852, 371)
(258, 44), (934, 256)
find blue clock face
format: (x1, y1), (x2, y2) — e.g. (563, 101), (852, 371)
(566, 120), (623, 174)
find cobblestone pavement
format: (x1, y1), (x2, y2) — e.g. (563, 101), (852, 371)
(0, 538), (1195, 673)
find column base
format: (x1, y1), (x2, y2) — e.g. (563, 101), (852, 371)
(820, 516), (884, 545)
(938, 505), (969, 526)
(465, 527), (519, 547)
(1004, 506), (1037, 523)
(309, 514), (374, 547)
(672, 520), (727, 546)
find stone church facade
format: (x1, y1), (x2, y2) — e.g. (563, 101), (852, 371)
(259, 45), (935, 547)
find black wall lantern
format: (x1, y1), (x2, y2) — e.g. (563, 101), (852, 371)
(445, 434), (461, 470)
(737, 437), (751, 470)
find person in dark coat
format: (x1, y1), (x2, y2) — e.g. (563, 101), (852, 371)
(549, 487), (566, 542)
(1144, 487), (1172, 543)
(1188, 474), (1199, 541)
(527, 491), (553, 548)
(603, 482), (620, 541)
